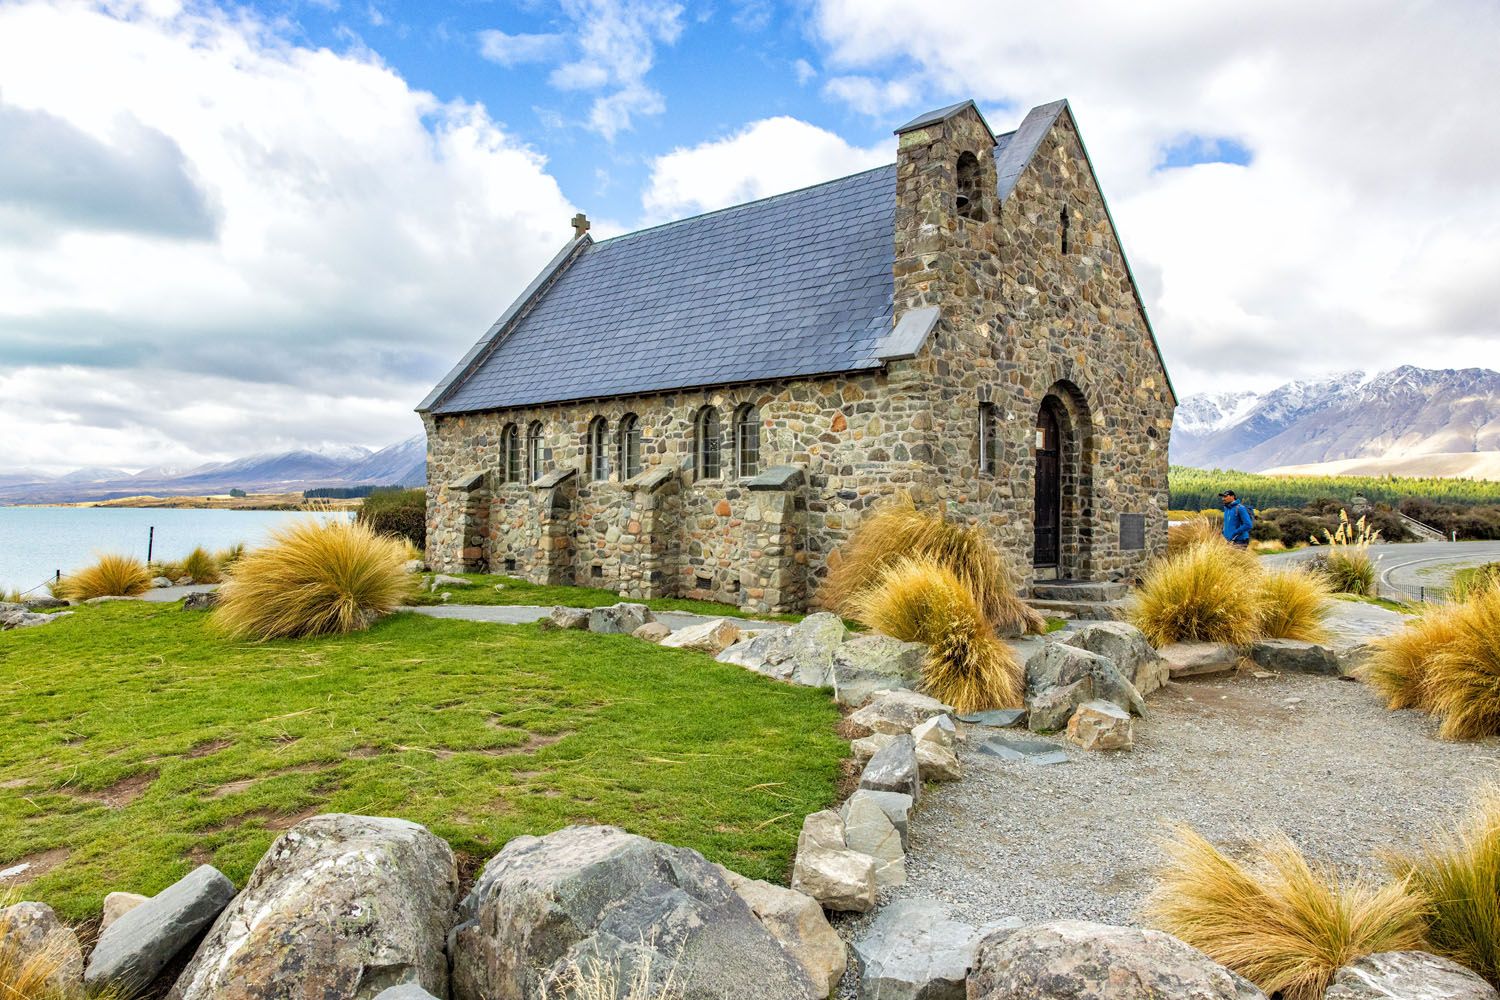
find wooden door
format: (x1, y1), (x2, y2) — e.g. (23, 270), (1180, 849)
(1033, 404), (1061, 567)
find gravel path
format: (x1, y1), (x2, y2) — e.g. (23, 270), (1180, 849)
(832, 669), (1500, 991)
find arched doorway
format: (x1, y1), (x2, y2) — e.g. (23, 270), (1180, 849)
(1033, 397), (1064, 569)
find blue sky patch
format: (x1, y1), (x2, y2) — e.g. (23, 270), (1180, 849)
(1157, 134), (1253, 170)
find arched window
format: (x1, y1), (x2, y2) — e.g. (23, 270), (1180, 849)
(617, 413), (642, 480)
(587, 417), (609, 481)
(525, 421), (543, 482)
(734, 405), (760, 478)
(979, 402), (999, 476)
(500, 423), (520, 483)
(955, 150), (984, 222)
(693, 406), (722, 481)
(1060, 205), (1070, 255)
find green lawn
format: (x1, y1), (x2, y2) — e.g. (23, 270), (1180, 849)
(408, 572), (805, 621)
(0, 602), (846, 920)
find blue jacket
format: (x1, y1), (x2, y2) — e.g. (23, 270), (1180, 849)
(1222, 500), (1253, 543)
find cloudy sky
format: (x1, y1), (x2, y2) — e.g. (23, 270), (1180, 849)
(2, 0), (1497, 474)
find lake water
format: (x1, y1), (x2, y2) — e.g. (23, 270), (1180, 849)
(0, 507), (351, 595)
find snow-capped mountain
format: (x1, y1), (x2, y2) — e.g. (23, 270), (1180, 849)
(1172, 366), (1500, 473)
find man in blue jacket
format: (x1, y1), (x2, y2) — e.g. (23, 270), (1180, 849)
(1219, 490), (1253, 548)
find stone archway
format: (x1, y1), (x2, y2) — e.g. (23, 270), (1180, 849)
(1032, 381), (1095, 580)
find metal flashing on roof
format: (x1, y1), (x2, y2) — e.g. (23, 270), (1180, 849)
(869, 306), (940, 362)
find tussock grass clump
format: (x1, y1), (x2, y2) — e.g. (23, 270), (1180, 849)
(213, 542), (246, 572)
(1168, 516), (1223, 557)
(1426, 588), (1500, 740)
(1324, 550), (1376, 597)
(1254, 567), (1333, 642)
(851, 555), (1023, 712)
(0, 894), (123, 999)
(1360, 604), (1460, 712)
(825, 493), (1042, 636)
(180, 546), (221, 584)
(1131, 541), (1263, 647)
(1455, 563), (1500, 602)
(1390, 787), (1500, 986)
(212, 519), (416, 640)
(52, 554), (153, 602)
(1147, 826), (1426, 1000)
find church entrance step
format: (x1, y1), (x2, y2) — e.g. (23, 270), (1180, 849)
(1030, 580), (1129, 602)
(1026, 597), (1134, 623)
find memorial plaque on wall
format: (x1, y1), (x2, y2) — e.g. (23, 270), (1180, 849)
(1120, 513), (1146, 550)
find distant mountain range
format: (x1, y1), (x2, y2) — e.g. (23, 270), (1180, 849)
(0, 436), (426, 504)
(1172, 366), (1500, 477)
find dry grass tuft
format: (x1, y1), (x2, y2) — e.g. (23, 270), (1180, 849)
(0, 894), (123, 999)
(1168, 516), (1223, 557)
(181, 546), (221, 584)
(1254, 566), (1333, 642)
(1147, 826), (1426, 1000)
(850, 555), (1023, 711)
(1360, 604), (1460, 712)
(1323, 550), (1377, 597)
(825, 493), (1043, 636)
(1426, 588), (1500, 740)
(52, 554), (152, 602)
(1390, 786), (1500, 986)
(211, 519), (416, 640)
(539, 947), (682, 1000)
(1131, 541), (1262, 647)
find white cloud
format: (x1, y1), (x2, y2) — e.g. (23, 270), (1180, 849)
(810, 0), (1500, 394)
(793, 58), (817, 85)
(0, 0), (577, 473)
(821, 74), (921, 116)
(642, 115), (889, 221)
(477, 29), (564, 66)
(546, 0), (684, 140)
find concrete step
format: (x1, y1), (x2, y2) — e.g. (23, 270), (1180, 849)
(1027, 597), (1134, 623)
(1030, 580), (1129, 602)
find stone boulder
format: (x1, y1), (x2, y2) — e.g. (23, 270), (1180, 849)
(718, 868), (847, 997)
(1, 608), (67, 630)
(1160, 642), (1239, 678)
(852, 732), (896, 765)
(25, 596), (68, 610)
(855, 790), (914, 850)
(374, 986), (441, 1000)
(968, 921), (1267, 1000)
(428, 573), (468, 590)
(102, 891), (149, 931)
(914, 740), (962, 781)
(1064, 621), (1169, 696)
(1246, 639), (1341, 676)
(848, 689), (953, 736)
(182, 591), (219, 612)
(86, 865), (237, 992)
(450, 825), (821, 1000)
(1324, 950), (1499, 1000)
(852, 898), (1019, 1000)
(839, 791), (906, 888)
(1066, 700), (1134, 751)
(152, 576), (174, 588)
(716, 612), (847, 686)
(169, 814), (457, 1000)
(1027, 643), (1147, 718)
(912, 714), (957, 749)
(0, 901), (83, 994)
(860, 733), (922, 802)
(790, 810), (878, 914)
(831, 634), (928, 706)
(660, 618), (742, 654)
(587, 602), (655, 634)
(546, 606), (590, 630)
(1026, 678), (1092, 733)
(632, 621), (672, 643)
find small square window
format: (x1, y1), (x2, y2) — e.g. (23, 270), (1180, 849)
(503, 557), (517, 573)
(591, 565), (604, 579)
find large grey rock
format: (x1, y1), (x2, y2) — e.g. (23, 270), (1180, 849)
(911, 714), (957, 749)
(450, 825), (821, 1000)
(1, 608), (68, 630)
(24, 596), (67, 610)
(633, 621), (671, 643)
(1247, 639), (1341, 676)
(1027, 643), (1146, 717)
(1160, 642), (1239, 678)
(0, 901), (83, 994)
(719, 867), (847, 997)
(853, 898), (1019, 1000)
(87, 865), (237, 992)
(1064, 621), (1169, 696)
(968, 920), (1267, 1000)
(660, 617), (741, 653)
(373, 987), (441, 1000)
(831, 634), (928, 706)
(169, 814), (457, 1000)
(716, 612), (847, 686)
(978, 736), (1069, 765)
(588, 602), (655, 634)
(791, 811), (878, 914)
(914, 739), (962, 781)
(860, 734), (922, 802)
(1026, 677), (1093, 732)
(152, 576), (174, 588)
(1066, 700), (1134, 751)
(101, 891), (149, 931)
(546, 606), (590, 630)
(848, 689), (953, 736)
(182, 591), (218, 612)
(1324, 950), (1499, 1000)
(852, 732), (897, 765)
(852, 789), (913, 850)
(839, 791), (905, 888)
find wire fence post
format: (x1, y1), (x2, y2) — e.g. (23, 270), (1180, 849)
(147, 526), (154, 563)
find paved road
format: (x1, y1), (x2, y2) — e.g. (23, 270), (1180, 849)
(1263, 540), (1500, 601)
(403, 604), (783, 630)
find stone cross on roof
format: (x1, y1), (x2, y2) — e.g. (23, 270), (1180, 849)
(571, 212), (590, 238)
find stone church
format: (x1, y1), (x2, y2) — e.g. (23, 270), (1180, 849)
(419, 99), (1176, 614)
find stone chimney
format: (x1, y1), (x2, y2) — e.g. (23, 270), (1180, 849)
(571, 212), (590, 238)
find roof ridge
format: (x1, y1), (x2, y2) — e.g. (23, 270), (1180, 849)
(596, 162), (895, 246)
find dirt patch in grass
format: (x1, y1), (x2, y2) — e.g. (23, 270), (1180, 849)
(345, 745), (380, 758)
(209, 763), (330, 799)
(478, 731), (572, 756)
(186, 738), (233, 758)
(70, 770), (156, 808)
(0, 777), (29, 789)
(206, 804), (323, 834)
(0, 847), (70, 885)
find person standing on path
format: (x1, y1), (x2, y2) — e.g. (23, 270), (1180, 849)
(1219, 490), (1253, 549)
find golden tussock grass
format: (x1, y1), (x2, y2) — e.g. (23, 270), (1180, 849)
(180, 546), (221, 584)
(1359, 604), (1460, 712)
(211, 519), (416, 640)
(1389, 786), (1500, 986)
(1146, 826), (1426, 1000)
(1168, 516), (1223, 557)
(538, 948), (682, 1000)
(1426, 588), (1500, 740)
(0, 894), (123, 1000)
(1131, 540), (1263, 647)
(52, 554), (153, 602)
(850, 555), (1023, 711)
(1254, 566), (1333, 642)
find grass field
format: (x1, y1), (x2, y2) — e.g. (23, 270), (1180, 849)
(0, 601), (846, 920)
(409, 572), (806, 621)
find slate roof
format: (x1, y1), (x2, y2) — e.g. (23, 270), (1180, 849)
(428, 165), (900, 415)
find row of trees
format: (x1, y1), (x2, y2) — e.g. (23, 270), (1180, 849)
(1170, 465), (1500, 510)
